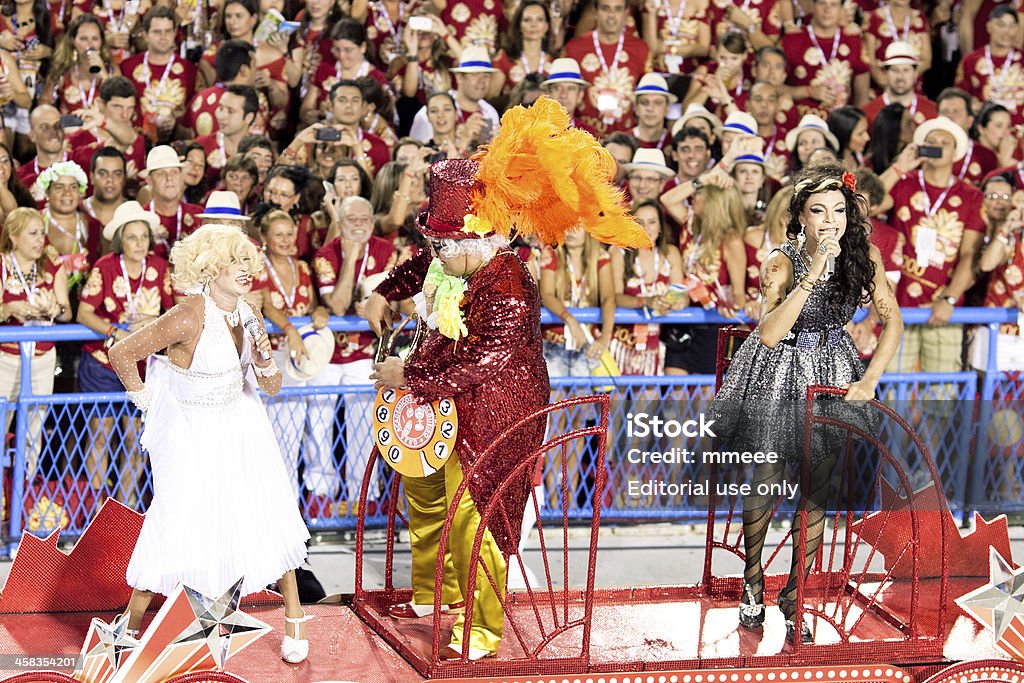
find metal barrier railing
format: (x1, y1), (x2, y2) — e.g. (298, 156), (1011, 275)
(0, 307), (1019, 556)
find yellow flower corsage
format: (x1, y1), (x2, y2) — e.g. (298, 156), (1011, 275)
(461, 213), (492, 237)
(424, 258), (468, 342)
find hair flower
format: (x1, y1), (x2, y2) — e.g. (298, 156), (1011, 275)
(461, 213), (492, 237)
(35, 161), (88, 196)
(842, 171), (857, 192)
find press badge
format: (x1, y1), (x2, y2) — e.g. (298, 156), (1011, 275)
(914, 226), (938, 268)
(597, 89), (619, 113)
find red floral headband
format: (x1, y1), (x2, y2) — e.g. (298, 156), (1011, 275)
(842, 171), (857, 192)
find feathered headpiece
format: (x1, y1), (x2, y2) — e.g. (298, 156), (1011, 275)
(464, 97), (650, 249)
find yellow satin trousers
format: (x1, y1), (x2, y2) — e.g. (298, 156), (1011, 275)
(401, 456), (507, 652)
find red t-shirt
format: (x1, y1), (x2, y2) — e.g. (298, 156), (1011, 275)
(649, 0), (712, 74)
(67, 129), (147, 183)
(79, 253), (174, 369)
(440, 0), (503, 53)
(253, 254), (316, 350)
(863, 7), (930, 69)
(956, 46), (1024, 125)
(365, 0), (407, 68)
(890, 174), (985, 306)
(781, 26), (870, 120)
(564, 31), (650, 137)
(983, 235), (1024, 335)
(307, 60), (390, 117)
(953, 140), (999, 187)
(121, 51), (197, 132)
(0, 248), (63, 356)
(861, 93), (937, 128)
(312, 235), (396, 364)
(538, 246), (610, 344)
(492, 51), (553, 97)
(147, 201), (205, 259)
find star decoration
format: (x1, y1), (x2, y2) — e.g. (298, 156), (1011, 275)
(171, 577), (270, 669)
(957, 548), (1024, 647)
(86, 613), (140, 670)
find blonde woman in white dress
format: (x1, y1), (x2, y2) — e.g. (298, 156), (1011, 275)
(108, 224), (313, 664)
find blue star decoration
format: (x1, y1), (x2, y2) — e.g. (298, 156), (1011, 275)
(957, 547), (1024, 644)
(85, 613), (139, 670)
(171, 577), (271, 669)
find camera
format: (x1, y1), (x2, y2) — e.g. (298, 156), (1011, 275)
(315, 127), (342, 142)
(408, 16), (433, 32)
(916, 145), (943, 158)
(59, 114), (84, 128)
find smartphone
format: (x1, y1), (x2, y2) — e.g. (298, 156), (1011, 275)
(322, 180), (336, 195)
(315, 127), (341, 141)
(427, 150), (447, 164)
(917, 145), (943, 158)
(408, 16), (433, 32)
(59, 114), (84, 128)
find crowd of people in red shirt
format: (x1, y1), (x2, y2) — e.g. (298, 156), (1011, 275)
(0, 0), (1020, 508)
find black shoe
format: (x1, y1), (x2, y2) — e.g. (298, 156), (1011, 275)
(738, 581), (765, 629)
(778, 593), (812, 644)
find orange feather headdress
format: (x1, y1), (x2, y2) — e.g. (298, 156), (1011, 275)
(468, 97), (652, 249)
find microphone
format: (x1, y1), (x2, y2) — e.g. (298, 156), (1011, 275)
(824, 254), (835, 281)
(242, 312), (271, 361)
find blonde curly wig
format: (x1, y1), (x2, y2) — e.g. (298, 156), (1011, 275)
(169, 224), (264, 292)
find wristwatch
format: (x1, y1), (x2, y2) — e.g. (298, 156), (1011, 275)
(942, 295), (957, 306)
(692, 177), (702, 191)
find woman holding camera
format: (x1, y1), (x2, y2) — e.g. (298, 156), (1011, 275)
(41, 14), (115, 114)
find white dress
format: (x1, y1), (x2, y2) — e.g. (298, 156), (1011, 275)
(126, 293), (310, 597)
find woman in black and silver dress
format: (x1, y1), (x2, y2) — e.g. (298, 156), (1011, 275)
(714, 164), (903, 643)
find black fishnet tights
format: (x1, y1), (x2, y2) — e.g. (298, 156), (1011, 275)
(742, 451), (837, 617)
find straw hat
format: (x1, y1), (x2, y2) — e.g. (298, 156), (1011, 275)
(632, 73), (677, 103)
(722, 111), (759, 137)
(913, 115), (969, 162)
(671, 103), (724, 138)
(284, 324), (337, 381)
(450, 46), (499, 73)
(140, 145), (185, 177)
(543, 58), (589, 86)
(198, 190), (251, 221)
(102, 200), (161, 243)
(784, 114), (841, 152)
(882, 41), (919, 67)
(622, 148), (675, 178)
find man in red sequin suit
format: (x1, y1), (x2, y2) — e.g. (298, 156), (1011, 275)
(366, 158), (549, 660)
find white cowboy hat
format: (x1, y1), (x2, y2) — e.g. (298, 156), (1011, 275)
(784, 114), (841, 153)
(671, 103), (724, 138)
(622, 148), (675, 178)
(450, 46), (499, 73)
(542, 58), (589, 86)
(284, 324), (336, 382)
(140, 145), (185, 177)
(913, 115), (969, 162)
(198, 190), (251, 221)
(102, 200), (161, 243)
(882, 40), (920, 67)
(631, 73), (678, 103)
(722, 111), (759, 137)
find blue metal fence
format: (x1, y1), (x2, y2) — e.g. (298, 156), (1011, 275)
(0, 307), (1020, 556)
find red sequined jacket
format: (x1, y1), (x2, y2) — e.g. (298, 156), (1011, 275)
(375, 248), (550, 555)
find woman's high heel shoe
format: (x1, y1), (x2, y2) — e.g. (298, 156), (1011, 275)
(777, 594), (812, 644)
(738, 582), (765, 629)
(281, 611), (314, 664)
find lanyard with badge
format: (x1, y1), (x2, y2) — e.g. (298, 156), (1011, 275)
(592, 30), (626, 124)
(631, 249), (660, 349)
(985, 46), (1018, 111)
(661, 0), (688, 74)
(119, 255), (147, 319)
(263, 253), (299, 312)
(914, 170), (954, 269)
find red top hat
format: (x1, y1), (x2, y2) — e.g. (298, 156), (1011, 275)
(417, 158), (494, 239)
